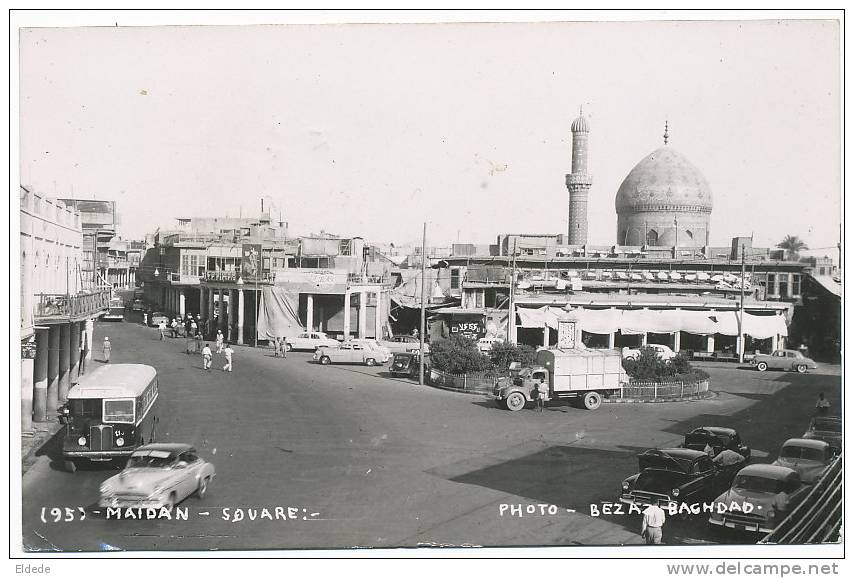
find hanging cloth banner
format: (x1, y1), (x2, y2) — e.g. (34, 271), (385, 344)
(257, 286), (304, 339)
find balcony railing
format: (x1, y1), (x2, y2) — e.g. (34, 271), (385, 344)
(347, 273), (393, 285)
(34, 290), (112, 321)
(204, 270), (276, 284)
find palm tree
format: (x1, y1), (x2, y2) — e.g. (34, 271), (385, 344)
(777, 235), (809, 261)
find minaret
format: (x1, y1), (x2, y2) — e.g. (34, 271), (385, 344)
(566, 108), (593, 244)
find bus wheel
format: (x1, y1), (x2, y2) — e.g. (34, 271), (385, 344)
(197, 477), (209, 499)
(64, 460), (77, 473)
(582, 391), (602, 411)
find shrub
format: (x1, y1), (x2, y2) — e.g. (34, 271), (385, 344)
(623, 347), (708, 383)
(429, 334), (493, 374)
(489, 341), (536, 372)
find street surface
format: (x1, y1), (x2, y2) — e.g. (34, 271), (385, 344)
(22, 316), (842, 552)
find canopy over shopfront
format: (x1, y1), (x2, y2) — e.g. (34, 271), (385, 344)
(516, 305), (788, 338)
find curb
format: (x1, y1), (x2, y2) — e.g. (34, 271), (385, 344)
(425, 381), (492, 397)
(604, 391), (717, 404)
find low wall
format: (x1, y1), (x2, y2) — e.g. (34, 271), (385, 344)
(606, 379), (711, 403)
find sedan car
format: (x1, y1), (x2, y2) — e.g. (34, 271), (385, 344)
(802, 416), (842, 455)
(680, 426), (751, 462)
(389, 352), (429, 378)
(751, 349), (817, 373)
(148, 312), (170, 327)
(286, 331), (339, 351)
(380, 335), (429, 355)
(99, 443), (215, 510)
(349, 339), (392, 363)
(708, 464), (809, 534)
(620, 448), (735, 512)
(622, 344), (677, 363)
(771, 438), (833, 484)
(131, 299), (144, 311)
(314, 342), (384, 366)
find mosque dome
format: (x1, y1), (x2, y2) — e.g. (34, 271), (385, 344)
(571, 114), (590, 133)
(615, 147), (713, 214)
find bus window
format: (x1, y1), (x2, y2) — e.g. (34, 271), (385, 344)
(71, 399), (101, 418)
(103, 399), (135, 423)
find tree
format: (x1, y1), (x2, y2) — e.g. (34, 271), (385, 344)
(488, 341), (536, 371)
(777, 235), (809, 261)
(429, 334), (493, 374)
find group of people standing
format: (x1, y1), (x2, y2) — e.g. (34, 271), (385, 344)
(201, 330), (234, 372)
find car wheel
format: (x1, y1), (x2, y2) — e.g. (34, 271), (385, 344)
(285, 343), (293, 352)
(796, 364), (807, 374)
(365, 358), (376, 367)
(756, 362), (768, 372)
(505, 391), (526, 412)
(197, 477), (209, 499)
(582, 391), (602, 410)
(320, 356), (331, 365)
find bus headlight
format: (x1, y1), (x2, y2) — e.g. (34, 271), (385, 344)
(115, 437), (125, 447)
(77, 436), (87, 446)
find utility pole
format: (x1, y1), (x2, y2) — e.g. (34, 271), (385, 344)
(418, 222), (427, 386)
(738, 244), (746, 363)
(507, 239), (517, 343)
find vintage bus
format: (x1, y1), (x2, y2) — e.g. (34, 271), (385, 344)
(60, 364), (159, 472)
(102, 296), (125, 321)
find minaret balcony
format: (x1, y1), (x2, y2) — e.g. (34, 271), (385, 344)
(566, 173), (593, 187)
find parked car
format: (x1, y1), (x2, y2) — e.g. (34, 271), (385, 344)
(620, 448), (735, 511)
(131, 299), (145, 312)
(286, 331), (339, 351)
(708, 464), (809, 534)
(802, 416), (842, 455)
(621, 344), (677, 363)
(98, 443), (215, 510)
(379, 335), (429, 355)
(771, 438), (833, 484)
(349, 339), (392, 363)
(149, 312), (169, 327)
(389, 351), (429, 378)
(680, 426), (751, 462)
(751, 349), (817, 373)
(477, 337), (503, 354)
(314, 342), (384, 366)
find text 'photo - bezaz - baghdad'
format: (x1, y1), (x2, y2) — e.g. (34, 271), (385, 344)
(17, 19), (841, 552)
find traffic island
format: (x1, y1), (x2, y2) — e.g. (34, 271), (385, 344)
(604, 379), (714, 403)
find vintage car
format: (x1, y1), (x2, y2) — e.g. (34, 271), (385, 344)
(751, 349), (817, 373)
(620, 448), (735, 511)
(680, 426), (751, 461)
(389, 352), (429, 378)
(379, 335), (430, 355)
(314, 341), (385, 366)
(148, 312), (170, 327)
(98, 443), (215, 510)
(131, 299), (144, 311)
(771, 438), (833, 484)
(286, 331), (340, 352)
(349, 339), (393, 363)
(477, 337), (504, 354)
(621, 344), (677, 363)
(708, 464), (809, 534)
(802, 416), (842, 455)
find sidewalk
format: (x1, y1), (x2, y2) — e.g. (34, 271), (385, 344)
(21, 420), (64, 476)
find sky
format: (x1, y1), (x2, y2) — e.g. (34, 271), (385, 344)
(18, 18), (841, 252)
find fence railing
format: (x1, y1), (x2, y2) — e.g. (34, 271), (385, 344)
(428, 368), (498, 395)
(760, 456), (842, 544)
(204, 270), (275, 283)
(34, 290), (112, 320)
(620, 379), (710, 400)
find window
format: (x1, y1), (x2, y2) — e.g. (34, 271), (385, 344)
(450, 268), (460, 290)
(103, 399), (134, 424)
(339, 239), (352, 256)
(779, 275), (789, 299)
(792, 274), (801, 296)
(475, 291), (484, 308)
(646, 229), (659, 246)
(766, 274), (777, 295)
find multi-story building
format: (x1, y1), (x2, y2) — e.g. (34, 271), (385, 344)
(20, 186), (110, 432)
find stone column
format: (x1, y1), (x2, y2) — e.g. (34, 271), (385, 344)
(374, 291), (383, 340)
(218, 289), (226, 332)
(70, 322), (81, 383)
(21, 355), (34, 432)
(200, 287), (208, 322)
(608, 332), (616, 349)
(47, 326), (60, 413)
(306, 294), (314, 331)
(84, 319), (95, 362)
(543, 324), (550, 347)
(33, 329), (48, 422)
(237, 289), (244, 345)
(641, 332), (648, 347)
(227, 289), (235, 342)
(343, 290), (351, 339)
(207, 288), (215, 324)
(179, 289), (186, 317)
(673, 331), (681, 354)
(707, 334), (715, 353)
(59, 323), (71, 403)
(358, 291), (367, 338)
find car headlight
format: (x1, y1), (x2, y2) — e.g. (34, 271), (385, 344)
(115, 437), (125, 447)
(621, 482), (630, 491)
(78, 436), (87, 446)
(671, 488), (680, 497)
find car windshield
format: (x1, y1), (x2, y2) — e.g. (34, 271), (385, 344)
(517, 368), (533, 378)
(733, 474), (785, 493)
(780, 446), (826, 461)
(126, 450), (174, 469)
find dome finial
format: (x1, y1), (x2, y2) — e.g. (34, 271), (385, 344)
(663, 120), (670, 145)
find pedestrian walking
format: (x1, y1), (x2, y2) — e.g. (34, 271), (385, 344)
(216, 330), (225, 353)
(223, 343), (234, 372)
(191, 319), (198, 336)
(143, 312), (148, 326)
(201, 343), (212, 370)
(158, 319), (167, 341)
(815, 392), (831, 416)
(170, 318), (178, 338)
(536, 377), (548, 412)
(641, 503), (666, 544)
(281, 337), (288, 359)
(102, 336), (112, 363)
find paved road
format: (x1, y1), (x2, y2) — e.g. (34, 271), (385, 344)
(21, 319), (841, 552)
